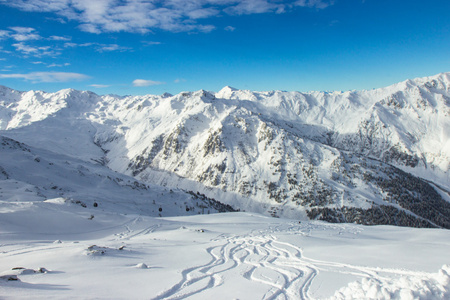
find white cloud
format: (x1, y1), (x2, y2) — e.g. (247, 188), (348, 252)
(12, 42), (40, 54)
(0, 27), (72, 58)
(89, 84), (110, 88)
(12, 42), (60, 57)
(47, 62), (70, 67)
(47, 17), (67, 24)
(97, 44), (130, 52)
(142, 41), (162, 46)
(9, 27), (35, 34)
(49, 35), (71, 41)
(224, 0), (282, 15)
(63, 42), (131, 52)
(9, 26), (42, 41)
(0, 0), (334, 34)
(1, 0), (69, 12)
(11, 33), (41, 41)
(0, 71), (90, 83)
(294, 0), (334, 9)
(133, 79), (165, 87)
(63, 42), (78, 48)
(174, 78), (186, 83)
(186, 7), (220, 19)
(0, 30), (10, 39)
(224, 26), (236, 32)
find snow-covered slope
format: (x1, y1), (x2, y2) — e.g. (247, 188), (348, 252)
(0, 135), (234, 218)
(1, 73), (449, 227)
(1, 209), (450, 299)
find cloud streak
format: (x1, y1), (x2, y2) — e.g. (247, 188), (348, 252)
(1, 0), (334, 34)
(224, 26), (236, 32)
(132, 79), (165, 87)
(12, 42), (61, 57)
(49, 35), (71, 41)
(64, 42), (131, 52)
(89, 84), (110, 88)
(47, 62), (70, 67)
(0, 71), (90, 83)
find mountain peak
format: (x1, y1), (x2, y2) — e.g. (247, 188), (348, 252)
(221, 86), (238, 92)
(216, 86), (241, 99)
(161, 92), (173, 98)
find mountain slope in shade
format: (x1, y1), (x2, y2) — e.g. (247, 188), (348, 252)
(0, 135), (235, 219)
(0, 73), (449, 227)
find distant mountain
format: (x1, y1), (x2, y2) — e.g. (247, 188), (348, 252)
(1, 73), (449, 228)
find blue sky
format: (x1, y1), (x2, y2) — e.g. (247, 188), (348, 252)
(0, 0), (449, 95)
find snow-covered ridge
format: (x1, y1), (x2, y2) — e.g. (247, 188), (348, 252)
(0, 72), (449, 227)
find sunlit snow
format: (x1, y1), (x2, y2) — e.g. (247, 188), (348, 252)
(1, 73), (450, 299)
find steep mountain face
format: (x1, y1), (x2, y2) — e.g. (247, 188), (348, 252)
(0, 73), (449, 228)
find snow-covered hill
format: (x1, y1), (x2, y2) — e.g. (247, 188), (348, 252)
(0, 135), (234, 218)
(1, 73), (449, 227)
(1, 209), (450, 299)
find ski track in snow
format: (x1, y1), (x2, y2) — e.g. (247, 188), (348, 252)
(1, 243), (63, 258)
(150, 228), (435, 300)
(113, 216), (161, 240)
(1, 215), (449, 299)
(153, 233), (316, 300)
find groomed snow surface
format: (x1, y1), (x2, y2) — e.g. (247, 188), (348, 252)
(1, 201), (449, 299)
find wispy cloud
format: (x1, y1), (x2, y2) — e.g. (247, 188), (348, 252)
(132, 79), (165, 87)
(47, 62), (70, 67)
(12, 42), (60, 57)
(9, 27), (34, 33)
(0, 71), (90, 83)
(224, 0), (283, 15)
(64, 42), (131, 52)
(9, 26), (42, 41)
(294, 0), (334, 9)
(49, 35), (71, 41)
(0, 27), (70, 58)
(0, 30), (10, 40)
(1, 0), (334, 34)
(142, 41), (162, 46)
(97, 44), (130, 52)
(89, 84), (110, 88)
(224, 26), (236, 32)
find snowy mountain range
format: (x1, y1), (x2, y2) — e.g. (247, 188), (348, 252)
(1, 72), (449, 228)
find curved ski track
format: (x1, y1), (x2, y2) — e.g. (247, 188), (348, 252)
(151, 227), (434, 300)
(1, 218), (439, 300)
(153, 234), (317, 300)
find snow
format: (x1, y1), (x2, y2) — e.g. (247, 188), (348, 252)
(1, 203), (450, 299)
(331, 265), (450, 300)
(1, 73), (450, 298)
(1, 73), (449, 220)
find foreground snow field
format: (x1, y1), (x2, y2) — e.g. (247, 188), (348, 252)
(1, 201), (449, 299)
